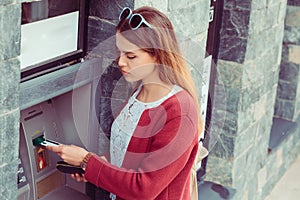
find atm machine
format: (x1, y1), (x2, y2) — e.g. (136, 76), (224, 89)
(17, 85), (93, 200)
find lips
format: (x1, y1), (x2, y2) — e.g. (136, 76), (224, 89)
(120, 70), (129, 75)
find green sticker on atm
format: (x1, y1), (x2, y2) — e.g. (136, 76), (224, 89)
(32, 136), (45, 146)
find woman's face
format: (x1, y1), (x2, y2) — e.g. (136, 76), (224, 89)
(116, 33), (157, 83)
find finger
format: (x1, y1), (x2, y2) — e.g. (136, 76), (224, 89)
(82, 175), (88, 182)
(75, 173), (83, 182)
(45, 145), (54, 151)
(71, 174), (76, 180)
(46, 144), (63, 153)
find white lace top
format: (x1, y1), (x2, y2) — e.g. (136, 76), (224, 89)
(110, 85), (183, 167)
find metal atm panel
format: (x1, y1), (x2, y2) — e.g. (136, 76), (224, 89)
(18, 84), (92, 200)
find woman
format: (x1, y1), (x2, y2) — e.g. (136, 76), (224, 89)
(48, 6), (203, 199)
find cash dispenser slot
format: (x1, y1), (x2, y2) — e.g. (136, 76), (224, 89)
(18, 96), (90, 200)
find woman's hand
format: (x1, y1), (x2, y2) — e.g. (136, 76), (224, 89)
(46, 144), (89, 166)
(71, 173), (88, 182)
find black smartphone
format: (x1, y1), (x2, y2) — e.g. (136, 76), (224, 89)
(56, 161), (85, 175)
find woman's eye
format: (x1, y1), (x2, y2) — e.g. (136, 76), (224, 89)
(127, 55), (136, 59)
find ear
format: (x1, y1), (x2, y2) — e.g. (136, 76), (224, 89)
(153, 56), (157, 63)
(151, 51), (157, 62)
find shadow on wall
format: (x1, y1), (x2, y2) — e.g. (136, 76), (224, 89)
(198, 181), (236, 200)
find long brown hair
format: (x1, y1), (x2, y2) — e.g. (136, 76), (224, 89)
(116, 6), (203, 135)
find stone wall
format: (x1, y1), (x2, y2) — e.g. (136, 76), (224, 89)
(2, 0), (298, 200)
(275, 0), (300, 121)
(205, 0), (289, 199)
(88, 0), (134, 52)
(0, 1), (21, 200)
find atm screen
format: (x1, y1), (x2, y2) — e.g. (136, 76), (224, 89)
(20, 0), (87, 82)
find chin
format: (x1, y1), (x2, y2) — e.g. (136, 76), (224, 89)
(123, 75), (136, 83)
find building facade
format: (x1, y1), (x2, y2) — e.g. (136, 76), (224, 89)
(0, 0), (300, 199)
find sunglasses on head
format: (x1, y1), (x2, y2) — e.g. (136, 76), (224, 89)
(119, 7), (152, 30)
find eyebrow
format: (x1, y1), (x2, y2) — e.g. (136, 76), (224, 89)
(116, 44), (138, 52)
(118, 49), (136, 54)
(124, 51), (136, 54)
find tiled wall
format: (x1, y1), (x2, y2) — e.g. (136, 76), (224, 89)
(275, 1), (300, 121)
(203, 0), (299, 199)
(2, 1), (299, 200)
(0, 1), (21, 200)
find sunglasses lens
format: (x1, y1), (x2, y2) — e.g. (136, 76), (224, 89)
(119, 8), (131, 21)
(130, 15), (142, 29)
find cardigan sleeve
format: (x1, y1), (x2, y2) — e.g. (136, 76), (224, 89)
(84, 93), (199, 199)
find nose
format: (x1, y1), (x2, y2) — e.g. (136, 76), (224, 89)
(118, 53), (127, 69)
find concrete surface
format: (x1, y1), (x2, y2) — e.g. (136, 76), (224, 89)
(265, 154), (300, 200)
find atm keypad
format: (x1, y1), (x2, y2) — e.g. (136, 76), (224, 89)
(17, 158), (28, 188)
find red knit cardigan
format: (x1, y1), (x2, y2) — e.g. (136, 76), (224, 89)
(85, 90), (199, 200)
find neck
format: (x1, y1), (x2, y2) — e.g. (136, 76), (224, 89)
(137, 82), (173, 103)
